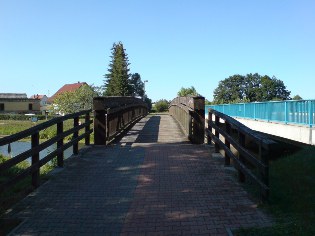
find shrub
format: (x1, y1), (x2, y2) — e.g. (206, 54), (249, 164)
(155, 99), (169, 112)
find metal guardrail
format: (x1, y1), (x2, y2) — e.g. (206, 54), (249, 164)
(207, 100), (315, 127)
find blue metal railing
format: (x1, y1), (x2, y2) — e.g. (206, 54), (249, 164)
(206, 100), (315, 127)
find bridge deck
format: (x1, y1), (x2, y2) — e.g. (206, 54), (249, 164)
(6, 114), (272, 235)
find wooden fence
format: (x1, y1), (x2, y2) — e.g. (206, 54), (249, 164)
(169, 96), (205, 144)
(0, 110), (92, 193)
(93, 97), (148, 145)
(206, 108), (276, 201)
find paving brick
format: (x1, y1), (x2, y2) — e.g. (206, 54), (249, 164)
(5, 114), (272, 235)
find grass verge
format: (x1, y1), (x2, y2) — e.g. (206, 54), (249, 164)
(234, 146), (315, 236)
(0, 119), (94, 143)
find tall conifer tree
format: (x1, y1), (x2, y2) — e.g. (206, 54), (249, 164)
(104, 42), (132, 96)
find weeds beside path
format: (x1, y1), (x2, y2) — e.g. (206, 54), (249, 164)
(235, 146), (315, 235)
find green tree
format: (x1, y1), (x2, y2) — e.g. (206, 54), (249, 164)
(90, 84), (104, 96)
(144, 96), (152, 111)
(205, 99), (212, 105)
(293, 94), (303, 100)
(244, 73), (262, 101)
(213, 75), (246, 104)
(213, 73), (291, 104)
(130, 73), (144, 97)
(103, 42), (132, 96)
(260, 76), (291, 101)
(53, 84), (96, 114)
(155, 99), (169, 112)
(177, 86), (199, 97)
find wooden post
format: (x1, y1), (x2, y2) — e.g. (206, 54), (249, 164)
(191, 97), (205, 144)
(188, 111), (193, 141)
(225, 122), (231, 166)
(207, 111), (212, 145)
(57, 121), (64, 167)
(259, 143), (269, 201)
(133, 108), (136, 119)
(214, 115), (220, 153)
(73, 117), (79, 155)
(31, 131), (40, 188)
(93, 98), (107, 145)
(85, 112), (90, 145)
(238, 132), (246, 182)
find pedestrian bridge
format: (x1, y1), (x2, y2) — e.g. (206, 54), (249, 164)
(207, 100), (315, 145)
(0, 97), (274, 235)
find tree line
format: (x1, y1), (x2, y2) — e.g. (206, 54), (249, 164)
(177, 74), (302, 105)
(53, 41), (302, 114)
(53, 42), (151, 114)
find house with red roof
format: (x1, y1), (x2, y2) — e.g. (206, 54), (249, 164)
(48, 82), (88, 104)
(47, 82), (88, 115)
(30, 94), (48, 114)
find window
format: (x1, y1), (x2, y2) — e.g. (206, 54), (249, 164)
(0, 103), (4, 111)
(29, 103), (33, 110)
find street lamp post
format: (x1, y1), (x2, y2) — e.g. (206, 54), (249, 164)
(143, 80), (148, 101)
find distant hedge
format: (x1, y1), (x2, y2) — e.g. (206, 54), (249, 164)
(0, 114), (56, 121)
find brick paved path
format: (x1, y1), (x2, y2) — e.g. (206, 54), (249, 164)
(6, 114), (272, 235)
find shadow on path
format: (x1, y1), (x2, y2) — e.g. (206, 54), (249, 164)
(6, 146), (145, 235)
(4, 114), (273, 235)
(134, 115), (161, 143)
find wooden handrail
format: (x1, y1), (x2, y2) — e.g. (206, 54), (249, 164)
(93, 97), (148, 145)
(206, 108), (276, 201)
(169, 96), (205, 144)
(208, 109), (275, 148)
(0, 110), (90, 146)
(0, 110), (93, 193)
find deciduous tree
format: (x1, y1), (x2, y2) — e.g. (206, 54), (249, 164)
(293, 95), (303, 100)
(155, 99), (169, 112)
(53, 84), (96, 114)
(213, 75), (246, 104)
(177, 86), (199, 97)
(213, 73), (291, 104)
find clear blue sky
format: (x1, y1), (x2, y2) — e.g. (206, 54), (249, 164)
(1, 0), (314, 102)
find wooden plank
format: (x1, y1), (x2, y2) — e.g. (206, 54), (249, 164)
(94, 109), (106, 145)
(57, 121), (64, 167)
(31, 132), (40, 188)
(225, 122), (231, 166)
(93, 97), (147, 110)
(208, 108), (276, 148)
(73, 117), (79, 155)
(206, 123), (267, 172)
(85, 113), (90, 145)
(238, 132), (246, 182)
(210, 132), (269, 192)
(0, 110), (91, 146)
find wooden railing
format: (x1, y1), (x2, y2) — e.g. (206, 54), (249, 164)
(93, 97), (148, 145)
(169, 96), (205, 144)
(206, 108), (276, 201)
(0, 110), (93, 193)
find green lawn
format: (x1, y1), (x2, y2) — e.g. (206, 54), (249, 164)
(0, 119), (94, 143)
(235, 146), (315, 236)
(0, 120), (44, 136)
